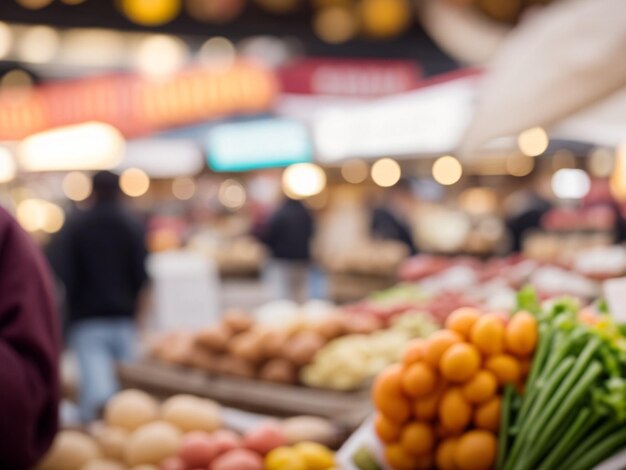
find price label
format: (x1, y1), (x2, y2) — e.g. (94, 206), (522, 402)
(604, 277), (626, 322)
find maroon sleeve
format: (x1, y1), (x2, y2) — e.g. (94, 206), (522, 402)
(0, 207), (60, 468)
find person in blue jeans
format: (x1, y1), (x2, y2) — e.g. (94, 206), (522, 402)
(51, 171), (148, 422)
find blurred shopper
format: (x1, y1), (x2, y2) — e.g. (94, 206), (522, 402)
(371, 178), (418, 255)
(257, 197), (326, 301)
(52, 171), (147, 422)
(0, 207), (59, 468)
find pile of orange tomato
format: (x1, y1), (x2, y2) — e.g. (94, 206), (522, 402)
(372, 307), (538, 470)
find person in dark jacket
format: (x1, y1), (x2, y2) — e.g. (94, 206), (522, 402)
(51, 171), (147, 422)
(258, 197), (325, 301)
(0, 207), (60, 468)
(371, 178), (418, 255)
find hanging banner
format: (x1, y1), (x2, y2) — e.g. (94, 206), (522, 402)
(0, 61), (278, 140)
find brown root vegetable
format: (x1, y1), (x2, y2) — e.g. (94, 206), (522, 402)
(91, 424), (129, 461)
(228, 331), (263, 363)
(124, 421), (182, 466)
(341, 315), (383, 335)
(161, 395), (222, 433)
(188, 347), (216, 372)
(311, 316), (345, 340)
(282, 332), (325, 366)
(104, 389), (160, 432)
(153, 332), (195, 366)
(213, 355), (256, 379)
(258, 329), (289, 359)
(36, 430), (101, 470)
(222, 310), (254, 333)
(196, 325), (232, 353)
(258, 359), (298, 384)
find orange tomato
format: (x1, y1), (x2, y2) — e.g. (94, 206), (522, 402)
(440, 343), (481, 383)
(438, 388), (472, 434)
(454, 430), (496, 470)
(402, 362), (437, 398)
(424, 330), (463, 368)
(474, 396), (501, 432)
(400, 422), (435, 457)
(485, 354), (521, 386)
(385, 443), (418, 470)
(402, 338), (427, 366)
(373, 364), (411, 422)
(374, 413), (402, 443)
(445, 307), (481, 339)
(462, 370), (497, 405)
(505, 312), (537, 357)
(415, 453), (435, 470)
(436, 437), (459, 470)
(470, 314), (505, 356)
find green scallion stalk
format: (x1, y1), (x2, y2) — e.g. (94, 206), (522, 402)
(497, 385), (514, 470)
(535, 407), (591, 470)
(559, 420), (622, 469)
(568, 426), (626, 470)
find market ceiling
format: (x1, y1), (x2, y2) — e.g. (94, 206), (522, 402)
(0, 1), (458, 77)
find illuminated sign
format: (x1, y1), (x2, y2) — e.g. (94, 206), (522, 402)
(0, 61), (278, 140)
(207, 119), (312, 172)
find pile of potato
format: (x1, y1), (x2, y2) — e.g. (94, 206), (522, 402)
(151, 310), (384, 386)
(37, 390), (339, 470)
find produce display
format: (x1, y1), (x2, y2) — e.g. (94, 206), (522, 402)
(37, 390), (338, 470)
(371, 305), (537, 470)
(302, 312), (439, 391)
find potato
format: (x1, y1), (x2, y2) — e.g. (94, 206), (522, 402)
(311, 316), (345, 341)
(179, 431), (220, 468)
(258, 329), (290, 359)
(341, 315), (382, 335)
(159, 457), (185, 470)
(196, 325), (232, 353)
(222, 310), (254, 333)
(104, 389), (159, 432)
(124, 421), (181, 466)
(188, 347), (216, 372)
(212, 430), (242, 456)
(259, 359), (297, 384)
(243, 422), (287, 456)
(282, 332), (325, 366)
(210, 449), (263, 470)
(228, 332), (263, 363)
(213, 355), (256, 379)
(154, 332), (195, 366)
(130, 466), (158, 470)
(91, 424), (129, 461)
(280, 416), (339, 446)
(79, 460), (126, 470)
(36, 431), (101, 470)
(162, 395), (222, 433)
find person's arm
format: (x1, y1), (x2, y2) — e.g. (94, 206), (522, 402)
(0, 209), (60, 468)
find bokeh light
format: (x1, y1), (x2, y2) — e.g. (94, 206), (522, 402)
(359, 0), (411, 39)
(198, 36), (236, 68)
(1, 69), (34, 91)
(0, 148), (16, 183)
(16, 0), (53, 9)
(610, 146), (626, 201)
(120, 168), (150, 197)
(120, 0), (182, 26)
(282, 163), (327, 198)
(135, 34), (188, 78)
(551, 169), (591, 200)
(432, 155), (463, 186)
(588, 147), (614, 178)
(62, 171), (92, 202)
(371, 158), (401, 187)
(219, 179), (247, 210)
(459, 188), (498, 216)
(172, 176), (197, 200)
(517, 127), (549, 157)
(506, 154), (535, 177)
(341, 159), (368, 184)
(16, 199), (65, 233)
(17, 26), (60, 64)
(186, 0), (245, 23)
(0, 22), (14, 59)
(19, 122), (125, 172)
(313, 6), (357, 44)
(61, 29), (127, 68)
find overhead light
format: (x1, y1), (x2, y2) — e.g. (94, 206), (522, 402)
(172, 177), (196, 201)
(218, 179), (246, 210)
(282, 163), (326, 198)
(62, 171), (92, 202)
(610, 145), (626, 201)
(120, 0), (182, 26)
(135, 34), (188, 78)
(16, 198), (65, 233)
(19, 122), (125, 172)
(198, 36), (236, 69)
(16, 0), (53, 9)
(588, 147), (614, 178)
(371, 158), (401, 187)
(517, 127), (549, 157)
(341, 159), (368, 184)
(551, 169), (591, 200)
(120, 168), (150, 197)
(313, 6), (357, 44)
(506, 154), (535, 177)
(432, 155), (463, 185)
(0, 22), (14, 59)
(1, 69), (34, 91)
